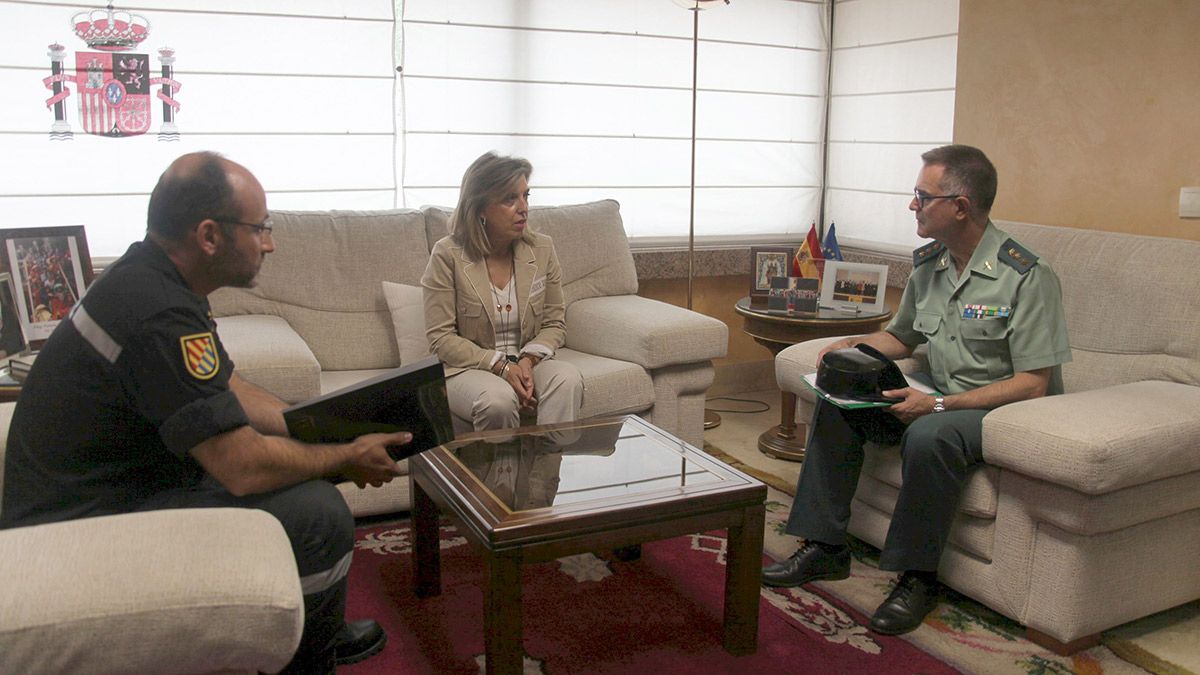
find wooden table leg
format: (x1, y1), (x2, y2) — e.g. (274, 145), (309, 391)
(758, 389), (808, 462)
(723, 504), (765, 655)
(483, 554), (523, 675)
(412, 480), (441, 598)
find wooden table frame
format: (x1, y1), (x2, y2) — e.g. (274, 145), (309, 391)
(410, 416), (767, 675)
(734, 298), (891, 462)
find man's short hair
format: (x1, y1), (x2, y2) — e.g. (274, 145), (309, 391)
(146, 151), (237, 241)
(921, 144), (997, 218)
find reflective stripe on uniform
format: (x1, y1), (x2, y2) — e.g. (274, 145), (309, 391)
(70, 303), (122, 364)
(299, 550), (353, 595)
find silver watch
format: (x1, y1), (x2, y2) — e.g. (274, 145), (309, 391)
(932, 396), (946, 413)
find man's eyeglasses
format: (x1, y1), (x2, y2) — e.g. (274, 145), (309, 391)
(217, 217), (274, 236)
(912, 191), (963, 209)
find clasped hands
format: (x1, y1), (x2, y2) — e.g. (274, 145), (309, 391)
(501, 355), (539, 412)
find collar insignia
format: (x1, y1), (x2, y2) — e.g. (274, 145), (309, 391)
(181, 332), (219, 380)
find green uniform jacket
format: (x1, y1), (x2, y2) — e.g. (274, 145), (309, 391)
(887, 221), (1072, 396)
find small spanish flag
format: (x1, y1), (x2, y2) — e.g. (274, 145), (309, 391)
(792, 223), (825, 279)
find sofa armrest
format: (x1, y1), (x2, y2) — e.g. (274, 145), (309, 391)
(983, 380), (1200, 494)
(0, 508), (303, 674)
(216, 315), (321, 403)
(565, 295), (727, 369)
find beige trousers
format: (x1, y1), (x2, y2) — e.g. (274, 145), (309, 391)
(446, 359), (584, 431)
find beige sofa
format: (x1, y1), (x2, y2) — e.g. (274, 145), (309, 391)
(775, 221), (1200, 653)
(209, 199), (727, 515)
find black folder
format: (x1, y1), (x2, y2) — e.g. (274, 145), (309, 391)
(283, 355), (455, 461)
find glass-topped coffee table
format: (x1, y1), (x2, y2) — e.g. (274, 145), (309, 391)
(410, 415), (767, 674)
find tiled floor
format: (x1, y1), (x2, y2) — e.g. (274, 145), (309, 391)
(701, 388), (802, 490)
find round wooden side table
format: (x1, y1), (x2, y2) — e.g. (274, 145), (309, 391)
(734, 297), (891, 462)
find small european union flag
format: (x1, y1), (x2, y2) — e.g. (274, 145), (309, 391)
(822, 222), (844, 261)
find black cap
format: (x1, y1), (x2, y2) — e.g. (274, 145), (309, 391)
(816, 344), (907, 402)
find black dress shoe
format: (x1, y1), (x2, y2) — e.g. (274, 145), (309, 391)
(334, 619), (387, 666)
(869, 572), (939, 635)
(761, 540), (851, 588)
(612, 544), (642, 562)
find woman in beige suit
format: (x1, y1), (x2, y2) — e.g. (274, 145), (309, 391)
(421, 152), (584, 431)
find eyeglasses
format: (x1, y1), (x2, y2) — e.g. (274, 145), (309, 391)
(912, 191), (963, 209)
(217, 217), (274, 237)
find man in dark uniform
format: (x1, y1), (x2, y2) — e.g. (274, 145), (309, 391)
(762, 145), (1071, 635)
(1, 152), (404, 672)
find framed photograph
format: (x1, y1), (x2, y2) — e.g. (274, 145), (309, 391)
(820, 261), (889, 313)
(768, 276), (819, 314)
(0, 226), (95, 347)
(749, 246), (793, 306)
(0, 273), (28, 363)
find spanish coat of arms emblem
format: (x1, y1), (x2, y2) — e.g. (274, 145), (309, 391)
(42, 3), (181, 140)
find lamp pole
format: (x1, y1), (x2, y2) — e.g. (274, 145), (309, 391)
(687, 5), (699, 310)
(676, 0), (727, 430)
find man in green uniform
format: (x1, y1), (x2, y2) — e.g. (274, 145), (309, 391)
(761, 145), (1071, 635)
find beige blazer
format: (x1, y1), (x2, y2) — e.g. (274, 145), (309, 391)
(421, 231), (567, 377)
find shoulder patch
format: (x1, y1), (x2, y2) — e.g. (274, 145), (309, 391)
(912, 241), (945, 268)
(180, 332), (220, 380)
(997, 238), (1039, 274)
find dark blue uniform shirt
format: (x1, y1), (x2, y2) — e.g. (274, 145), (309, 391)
(1, 239), (250, 528)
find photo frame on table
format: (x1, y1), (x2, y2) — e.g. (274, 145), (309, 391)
(748, 245), (793, 306)
(819, 261), (889, 314)
(768, 276), (820, 314)
(0, 273), (28, 363)
(0, 226), (95, 348)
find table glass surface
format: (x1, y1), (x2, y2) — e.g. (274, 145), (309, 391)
(735, 296), (889, 322)
(442, 418), (722, 513)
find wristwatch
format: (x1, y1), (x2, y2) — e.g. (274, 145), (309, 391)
(932, 396), (946, 413)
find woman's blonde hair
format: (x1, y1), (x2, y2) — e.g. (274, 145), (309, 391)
(449, 152), (534, 260)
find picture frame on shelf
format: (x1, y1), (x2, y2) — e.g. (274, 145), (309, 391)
(748, 245), (793, 307)
(819, 261), (889, 314)
(0, 272), (28, 364)
(0, 226), (95, 348)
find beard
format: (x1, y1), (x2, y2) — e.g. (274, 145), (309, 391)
(210, 242), (261, 289)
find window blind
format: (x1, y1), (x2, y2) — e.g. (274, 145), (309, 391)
(398, 0), (829, 243)
(0, 0), (396, 257)
(823, 0), (958, 253)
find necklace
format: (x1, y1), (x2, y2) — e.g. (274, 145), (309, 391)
(490, 255), (517, 354)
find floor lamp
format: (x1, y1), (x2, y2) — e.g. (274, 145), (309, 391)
(673, 0), (728, 430)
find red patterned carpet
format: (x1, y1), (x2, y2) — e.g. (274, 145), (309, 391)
(342, 522), (957, 674)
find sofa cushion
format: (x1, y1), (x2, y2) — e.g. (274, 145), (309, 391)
(422, 200), (639, 306)
(382, 282), (431, 364)
(210, 209), (431, 371)
(320, 368), (395, 395)
(215, 315), (320, 404)
(997, 221), (1200, 392)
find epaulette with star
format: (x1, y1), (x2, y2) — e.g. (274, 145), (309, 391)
(912, 241), (945, 267)
(998, 238), (1039, 274)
